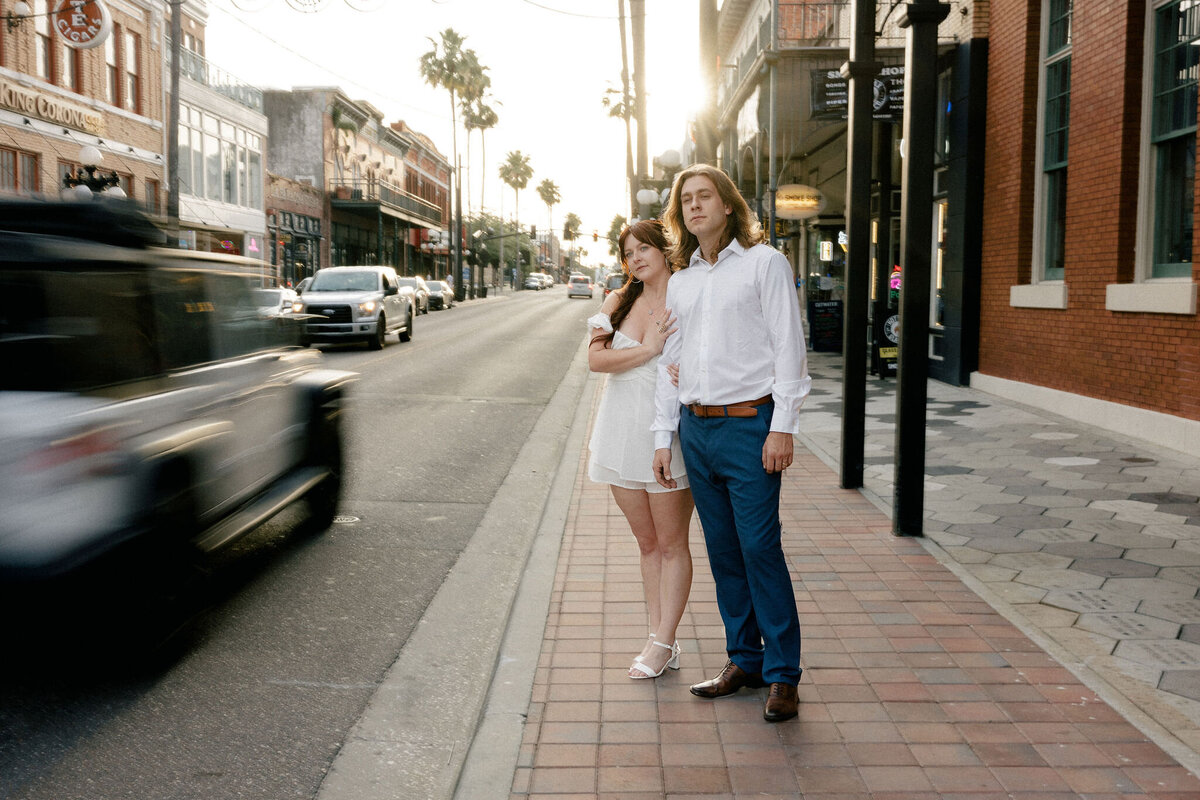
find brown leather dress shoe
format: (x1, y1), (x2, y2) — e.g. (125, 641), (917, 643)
(689, 660), (766, 698)
(763, 682), (798, 722)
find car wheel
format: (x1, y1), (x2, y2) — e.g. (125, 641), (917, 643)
(305, 417), (343, 532)
(399, 309), (413, 342)
(368, 317), (385, 350)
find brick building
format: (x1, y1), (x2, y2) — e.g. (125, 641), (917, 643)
(978, 0), (1200, 452)
(0, 0), (165, 208)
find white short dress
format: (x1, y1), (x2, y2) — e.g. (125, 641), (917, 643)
(587, 312), (689, 493)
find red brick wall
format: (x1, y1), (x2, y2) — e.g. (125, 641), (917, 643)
(980, 0), (1200, 422)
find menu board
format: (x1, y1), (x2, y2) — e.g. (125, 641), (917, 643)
(808, 300), (843, 353)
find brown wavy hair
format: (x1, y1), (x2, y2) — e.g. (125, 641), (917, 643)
(591, 218), (671, 349)
(663, 164), (764, 270)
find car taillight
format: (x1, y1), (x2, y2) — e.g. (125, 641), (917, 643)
(27, 427), (121, 474)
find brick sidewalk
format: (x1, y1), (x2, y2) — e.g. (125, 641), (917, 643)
(509, 447), (1200, 798)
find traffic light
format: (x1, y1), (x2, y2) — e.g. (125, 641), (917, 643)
(563, 224), (570, 241)
(530, 224), (536, 238)
(593, 230), (598, 242)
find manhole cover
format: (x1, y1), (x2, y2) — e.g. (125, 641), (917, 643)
(332, 515), (360, 524)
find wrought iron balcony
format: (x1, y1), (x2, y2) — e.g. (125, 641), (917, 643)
(329, 178), (443, 228)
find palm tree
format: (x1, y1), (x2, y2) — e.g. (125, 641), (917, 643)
(536, 179), (560, 269)
(463, 97), (499, 214)
(420, 29), (486, 284)
(607, 214), (627, 258)
(603, 84), (635, 219)
(499, 150), (533, 242)
(562, 211), (582, 273)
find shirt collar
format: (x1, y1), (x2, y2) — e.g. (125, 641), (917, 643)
(688, 238), (747, 269)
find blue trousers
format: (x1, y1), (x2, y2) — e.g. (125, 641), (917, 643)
(679, 403), (802, 685)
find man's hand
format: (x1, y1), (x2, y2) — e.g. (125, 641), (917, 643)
(763, 431), (793, 474)
(653, 448), (677, 489)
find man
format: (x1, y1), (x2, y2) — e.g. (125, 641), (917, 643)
(651, 164), (810, 722)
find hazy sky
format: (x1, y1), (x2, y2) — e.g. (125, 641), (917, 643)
(205, 0), (700, 266)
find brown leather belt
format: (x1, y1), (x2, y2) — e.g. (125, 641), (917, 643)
(686, 395), (772, 418)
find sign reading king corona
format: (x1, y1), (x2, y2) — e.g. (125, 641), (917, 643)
(0, 79), (104, 133)
(53, 0), (113, 50)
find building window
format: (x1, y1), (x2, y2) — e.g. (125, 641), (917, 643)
(145, 178), (161, 215)
(61, 43), (79, 92)
(1, 148), (39, 195)
(1038, 0), (1071, 282)
(105, 26), (120, 106)
(1148, 0), (1197, 278)
(34, 0), (53, 82)
(123, 30), (140, 113)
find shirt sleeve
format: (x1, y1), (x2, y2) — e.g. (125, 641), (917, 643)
(651, 279), (682, 450)
(761, 250), (812, 434)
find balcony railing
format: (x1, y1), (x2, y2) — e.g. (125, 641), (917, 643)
(329, 178), (444, 228)
(719, 1), (911, 110)
(168, 43), (264, 114)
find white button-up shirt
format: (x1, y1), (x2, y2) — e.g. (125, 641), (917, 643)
(652, 239), (811, 450)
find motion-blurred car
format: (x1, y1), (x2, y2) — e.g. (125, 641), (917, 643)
(291, 265), (413, 349)
(0, 198), (355, 585)
(567, 275), (593, 299)
(397, 276), (430, 315)
(426, 280), (455, 310)
(604, 273), (627, 296)
(252, 287), (298, 319)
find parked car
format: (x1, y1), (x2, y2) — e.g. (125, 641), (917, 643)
(567, 275), (593, 299)
(397, 276), (430, 315)
(524, 274), (543, 290)
(604, 273), (627, 296)
(291, 265), (413, 349)
(0, 198), (355, 588)
(426, 280), (455, 310)
(252, 287), (298, 319)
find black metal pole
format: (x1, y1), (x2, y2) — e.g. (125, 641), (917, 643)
(893, 0), (950, 536)
(839, 0), (879, 490)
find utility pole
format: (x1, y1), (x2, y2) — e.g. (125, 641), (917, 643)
(893, 0), (950, 536)
(697, 0), (718, 164)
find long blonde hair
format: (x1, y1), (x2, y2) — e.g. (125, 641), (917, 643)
(662, 164), (764, 270)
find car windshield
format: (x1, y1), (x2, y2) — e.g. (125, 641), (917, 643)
(310, 271), (379, 292)
(606, 275), (625, 289)
(570, 278), (588, 284)
(398, 278), (422, 288)
(427, 282), (446, 291)
(252, 289), (283, 305)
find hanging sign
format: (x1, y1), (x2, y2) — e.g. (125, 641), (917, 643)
(53, 0), (113, 50)
(811, 65), (905, 123)
(776, 184), (826, 220)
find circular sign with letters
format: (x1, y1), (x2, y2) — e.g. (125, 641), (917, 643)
(53, 0), (112, 50)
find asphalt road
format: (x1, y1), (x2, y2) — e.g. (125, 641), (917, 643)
(0, 285), (600, 800)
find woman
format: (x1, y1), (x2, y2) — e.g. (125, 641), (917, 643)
(587, 219), (694, 679)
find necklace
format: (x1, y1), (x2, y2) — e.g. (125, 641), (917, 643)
(643, 293), (666, 318)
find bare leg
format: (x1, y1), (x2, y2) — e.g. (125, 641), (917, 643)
(611, 486), (694, 677)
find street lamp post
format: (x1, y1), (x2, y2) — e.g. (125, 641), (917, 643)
(62, 145), (125, 199)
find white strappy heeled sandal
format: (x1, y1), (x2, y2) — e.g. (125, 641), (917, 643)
(629, 639), (681, 679)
